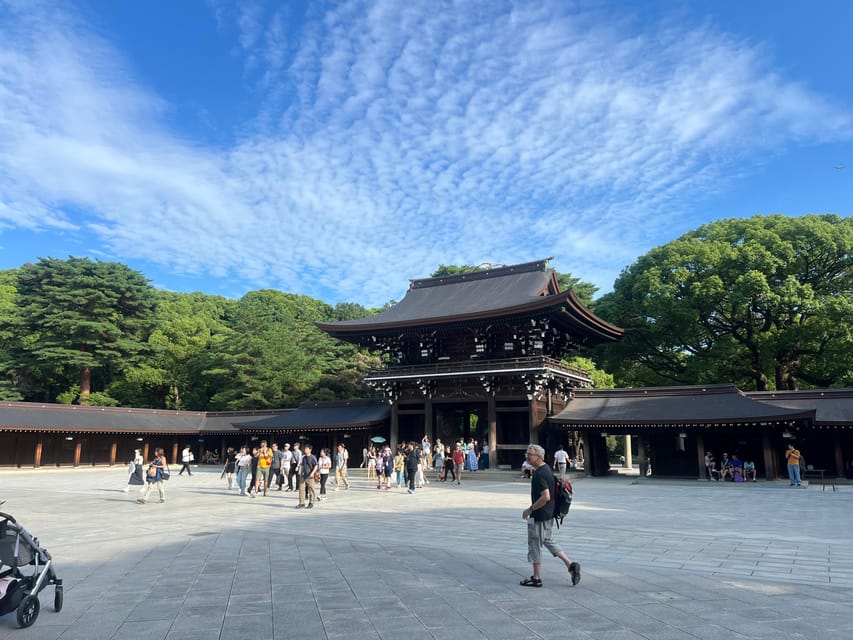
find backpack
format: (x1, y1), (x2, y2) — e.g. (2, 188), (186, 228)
(554, 477), (573, 528)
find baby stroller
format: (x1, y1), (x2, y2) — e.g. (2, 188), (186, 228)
(0, 502), (63, 628)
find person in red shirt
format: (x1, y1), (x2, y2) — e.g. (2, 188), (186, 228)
(452, 444), (465, 485)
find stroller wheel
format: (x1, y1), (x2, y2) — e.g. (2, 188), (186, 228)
(17, 595), (40, 628)
(54, 586), (63, 612)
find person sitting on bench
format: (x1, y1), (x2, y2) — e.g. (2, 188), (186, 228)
(742, 460), (757, 482)
(730, 454), (744, 482)
(718, 453), (733, 481)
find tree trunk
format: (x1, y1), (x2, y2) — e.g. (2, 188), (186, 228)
(80, 367), (91, 396)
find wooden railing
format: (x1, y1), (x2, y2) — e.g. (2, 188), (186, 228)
(365, 355), (591, 381)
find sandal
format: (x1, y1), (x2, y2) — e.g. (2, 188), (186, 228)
(519, 576), (542, 588)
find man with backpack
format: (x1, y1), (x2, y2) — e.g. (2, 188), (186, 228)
(519, 444), (581, 588)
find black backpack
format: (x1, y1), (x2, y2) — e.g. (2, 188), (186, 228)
(554, 477), (573, 528)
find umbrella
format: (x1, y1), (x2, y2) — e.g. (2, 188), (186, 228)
(370, 436), (387, 443)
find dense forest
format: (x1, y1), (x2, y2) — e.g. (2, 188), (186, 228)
(0, 214), (848, 409)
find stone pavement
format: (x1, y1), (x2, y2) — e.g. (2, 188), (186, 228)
(0, 466), (851, 639)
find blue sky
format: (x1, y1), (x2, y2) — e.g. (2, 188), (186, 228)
(0, 0), (850, 307)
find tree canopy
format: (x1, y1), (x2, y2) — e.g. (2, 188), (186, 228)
(10, 257), (158, 403)
(594, 214), (852, 390)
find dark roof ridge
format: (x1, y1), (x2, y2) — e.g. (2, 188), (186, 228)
(747, 388), (853, 399)
(0, 400), (207, 417)
(409, 259), (552, 289)
(298, 398), (385, 409)
(572, 384), (738, 397)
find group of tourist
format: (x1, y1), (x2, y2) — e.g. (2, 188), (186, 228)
(217, 441), (352, 508)
(125, 435), (495, 506)
(704, 451), (756, 482)
(704, 445), (805, 485)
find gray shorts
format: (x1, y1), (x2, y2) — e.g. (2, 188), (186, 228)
(527, 518), (562, 564)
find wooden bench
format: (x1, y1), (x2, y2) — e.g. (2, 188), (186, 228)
(803, 467), (837, 492)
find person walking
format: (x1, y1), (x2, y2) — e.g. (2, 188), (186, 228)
(318, 448), (332, 500)
(123, 448), (144, 492)
(433, 440), (444, 479)
(552, 445), (569, 478)
(137, 448), (169, 504)
(394, 447), (405, 488)
(279, 443), (293, 491)
(375, 448), (386, 489)
(235, 446), (252, 496)
(296, 444), (318, 509)
(268, 443), (284, 490)
(405, 442), (420, 494)
(366, 445), (377, 481)
(288, 443), (302, 492)
(178, 445), (194, 476)
(785, 443), (802, 486)
(466, 438), (479, 472)
(253, 441), (273, 496)
(442, 445), (455, 482)
(222, 447), (237, 490)
(519, 444), (580, 588)
(452, 444), (464, 484)
(334, 443), (350, 490)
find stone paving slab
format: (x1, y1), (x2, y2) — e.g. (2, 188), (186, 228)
(0, 468), (851, 639)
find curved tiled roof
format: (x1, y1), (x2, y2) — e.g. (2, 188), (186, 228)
(746, 389), (853, 426)
(316, 259), (623, 343)
(550, 384), (815, 426)
(235, 399), (390, 431)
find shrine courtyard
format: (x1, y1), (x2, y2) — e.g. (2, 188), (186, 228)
(0, 467), (851, 640)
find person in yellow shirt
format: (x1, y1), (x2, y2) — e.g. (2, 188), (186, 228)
(253, 441), (274, 496)
(785, 444), (802, 486)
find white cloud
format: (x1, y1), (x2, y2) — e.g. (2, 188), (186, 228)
(0, 0), (849, 306)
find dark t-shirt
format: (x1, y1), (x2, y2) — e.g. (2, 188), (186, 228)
(300, 454), (318, 479)
(530, 464), (555, 521)
(406, 449), (420, 470)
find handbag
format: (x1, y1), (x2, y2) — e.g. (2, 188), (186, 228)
(161, 470), (171, 481)
(147, 466), (158, 478)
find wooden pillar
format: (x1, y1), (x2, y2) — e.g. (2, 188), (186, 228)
(110, 441), (118, 466)
(34, 438), (43, 468)
(637, 436), (647, 478)
(73, 441), (82, 467)
(171, 442), (180, 466)
(425, 398), (433, 442)
(390, 403), (399, 452)
(761, 429), (775, 480)
(833, 435), (844, 478)
(579, 430), (590, 477)
(143, 443), (150, 461)
(527, 396), (539, 444)
(624, 434), (633, 470)
(695, 432), (706, 480)
(13, 435), (21, 468)
(487, 394), (497, 469)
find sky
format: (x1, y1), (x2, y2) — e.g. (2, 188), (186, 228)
(0, 0), (850, 308)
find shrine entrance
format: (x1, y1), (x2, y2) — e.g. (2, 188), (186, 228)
(434, 403), (487, 448)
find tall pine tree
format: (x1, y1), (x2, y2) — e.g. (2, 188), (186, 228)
(14, 257), (157, 402)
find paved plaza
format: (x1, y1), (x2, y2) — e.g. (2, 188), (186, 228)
(0, 466), (851, 639)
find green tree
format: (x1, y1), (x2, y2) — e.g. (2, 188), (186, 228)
(564, 356), (615, 389)
(210, 290), (350, 409)
(595, 214), (852, 390)
(556, 273), (598, 307)
(13, 257), (158, 402)
(113, 291), (237, 409)
(431, 264), (480, 277)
